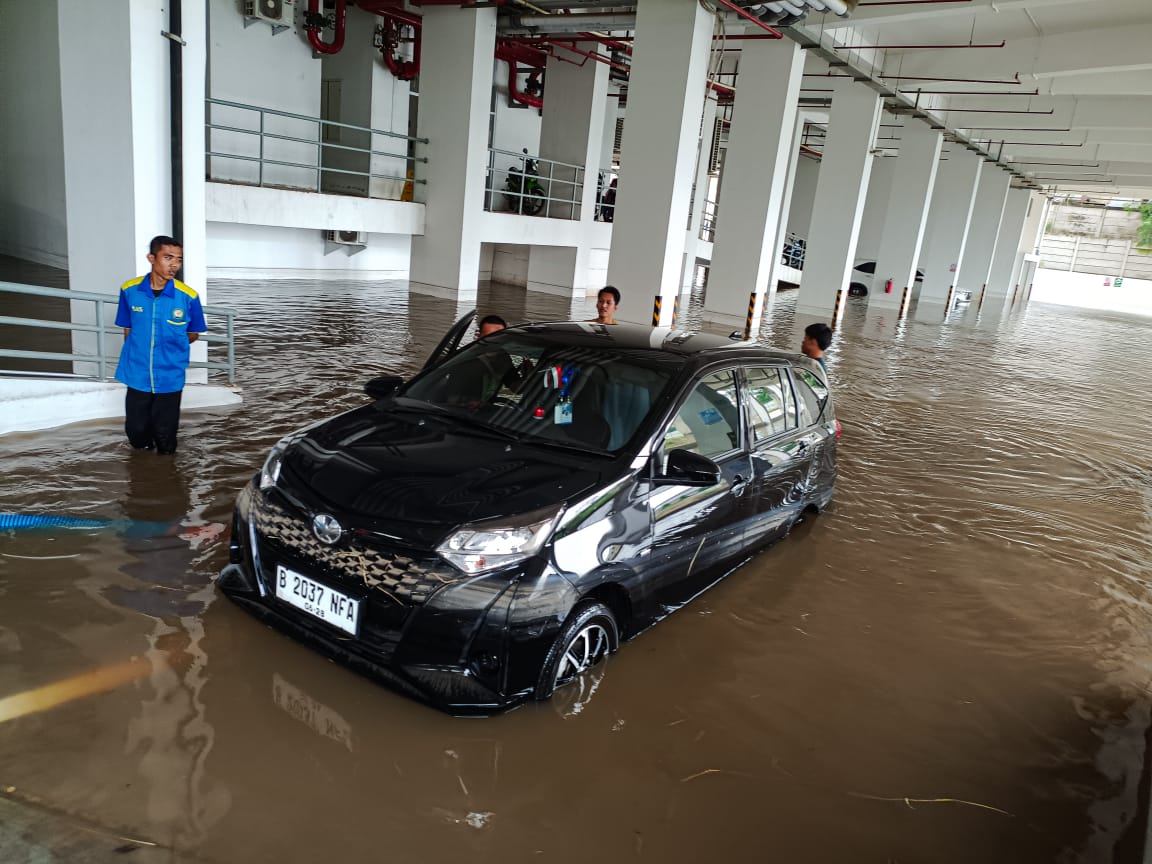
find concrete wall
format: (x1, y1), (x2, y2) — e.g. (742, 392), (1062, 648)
(491, 244), (530, 286)
(1031, 268), (1152, 316)
(207, 222), (410, 278)
(208, 0), (322, 189)
(0, 0), (68, 268)
(855, 155), (895, 263)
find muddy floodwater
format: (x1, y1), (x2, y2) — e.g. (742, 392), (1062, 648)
(1, 279), (1151, 863)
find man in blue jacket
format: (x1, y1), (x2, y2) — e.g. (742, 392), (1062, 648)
(114, 236), (207, 454)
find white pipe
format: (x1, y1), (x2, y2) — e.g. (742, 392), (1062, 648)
(778, 0), (806, 15)
(822, 0), (850, 15)
(763, 2), (785, 12)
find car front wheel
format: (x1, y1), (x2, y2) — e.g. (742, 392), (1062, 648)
(535, 601), (618, 701)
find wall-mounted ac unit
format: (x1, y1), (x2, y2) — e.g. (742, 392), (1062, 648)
(326, 230), (366, 245)
(244, 0), (293, 34)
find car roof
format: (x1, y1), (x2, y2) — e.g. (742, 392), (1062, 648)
(503, 321), (815, 368)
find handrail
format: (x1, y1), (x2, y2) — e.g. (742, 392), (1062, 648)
(484, 147), (587, 220)
(0, 281), (237, 384)
(206, 97), (426, 198)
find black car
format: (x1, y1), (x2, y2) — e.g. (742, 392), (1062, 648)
(218, 318), (838, 715)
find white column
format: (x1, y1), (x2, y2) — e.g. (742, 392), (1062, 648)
(1007, 192), (1048, 297)
(681, 92), (719, 291)
(409, 7), (496, 298)
(605, 0), (713, 326)
(869, 120), (943, 311)
(527, 41), (610, 297)
(854, 153), (896, 264)
(957, 165), (1011, 295)
(764, 110), (815, 300)
(183, 0), (208, 383)
(984, 187), (1030, 300)
(59, 0), (173, 377)
(917, 148), (983, 304)
(704, 39), (805, 331)
(796, 80), (883, 319)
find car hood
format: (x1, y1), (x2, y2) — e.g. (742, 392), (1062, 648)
(277, 402), (610, 548)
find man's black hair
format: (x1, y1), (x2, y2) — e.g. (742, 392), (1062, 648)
(805, 322), (833, 351)
(599, 285), (621, 305)
(479, 314), (507, 328)
(149, 235), (182, 255)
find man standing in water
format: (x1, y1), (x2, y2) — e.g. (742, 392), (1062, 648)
(114, 236), (207, 454)
(589, 285), (620, 325)
(801, 322), (832, 374)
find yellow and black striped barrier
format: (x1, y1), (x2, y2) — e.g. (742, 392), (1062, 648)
(672, 295), (681, 328)
(1009, 283), (1020, 307)
(943, 284), (955, 317)
(898, 283), (911, 319)
(830, 288), (844, 329)
(742, 290), (757, 340)
(977, 283), (987, 312)
(651, 295), (662, 327)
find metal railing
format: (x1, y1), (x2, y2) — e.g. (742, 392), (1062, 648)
(206, 98), (427, 200)
(699, 200), (718, 242)
(484, 147), (585, 220)
(0, 282), (237, 384)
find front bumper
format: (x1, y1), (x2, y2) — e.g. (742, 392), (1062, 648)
(218, 482), (578, 715)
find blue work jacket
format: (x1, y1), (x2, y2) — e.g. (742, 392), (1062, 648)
(114, 276), (207, 394)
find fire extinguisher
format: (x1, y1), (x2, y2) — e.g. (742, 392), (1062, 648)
(885, 279), (893, 294)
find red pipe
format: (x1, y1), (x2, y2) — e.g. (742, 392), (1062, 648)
(865, 40), (1006, 48)
(306, 0), (345, 55)
(495, 41), (546, 109)
(710, 0), (783, 38)
(377, 8), (422, 80)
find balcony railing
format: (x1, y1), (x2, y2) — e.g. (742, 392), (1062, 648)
(484, 148), (586, 220)
(206, 98), (427, 201)
(0, 282), (236, 384)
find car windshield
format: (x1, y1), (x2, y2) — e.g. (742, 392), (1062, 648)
(400, 332), (684, 454)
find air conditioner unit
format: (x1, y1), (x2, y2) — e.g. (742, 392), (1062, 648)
(326, 230), (366, 245)
(244, 0), (293, 32)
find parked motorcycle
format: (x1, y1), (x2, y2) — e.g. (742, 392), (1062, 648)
(503, 149), (547, 216)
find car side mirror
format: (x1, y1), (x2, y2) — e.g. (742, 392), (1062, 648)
(654, 449), (721, 487)
(364, 375), (403, 400)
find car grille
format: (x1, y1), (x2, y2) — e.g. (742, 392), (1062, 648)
(252, 493), (465, 607)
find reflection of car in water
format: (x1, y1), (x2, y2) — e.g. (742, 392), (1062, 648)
(219, 316), (839, 715)
(848, 261), (925, 298)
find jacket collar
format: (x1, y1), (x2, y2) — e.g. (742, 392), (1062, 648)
(136, 274), (174, 298)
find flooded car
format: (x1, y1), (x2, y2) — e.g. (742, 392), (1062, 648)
(218, 319), (838, 714)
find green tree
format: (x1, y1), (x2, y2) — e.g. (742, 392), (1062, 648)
(1138, 201), (1152, 251)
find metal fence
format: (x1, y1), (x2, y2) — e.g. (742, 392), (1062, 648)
(484, 147), (586, 220)
(1038, 235), (1152, 281)
(206, 98), (427, 200)
(0, 282), (237, 383)
(781, 233), (807, 270)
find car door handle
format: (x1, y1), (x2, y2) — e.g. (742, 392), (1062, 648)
(731, 473), (749, 495)
(796, 440), (808, 452)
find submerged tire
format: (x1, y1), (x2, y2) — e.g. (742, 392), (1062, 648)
(535, 601), (619, 701)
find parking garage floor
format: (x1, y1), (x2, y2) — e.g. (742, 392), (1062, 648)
(1, 279), (1150, 863)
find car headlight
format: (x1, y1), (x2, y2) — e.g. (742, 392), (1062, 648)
(259, 441), (288, 491)
(436, 507), (562, 575)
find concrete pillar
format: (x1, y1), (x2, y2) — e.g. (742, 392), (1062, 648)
(681, 93), (720, 292)
(917, 148), (983, 304)
(409, 7), (496, 298)
(796, 80), (883, 319)
(704, 40), (805, 331)
(869, 120), (943, 312)
(526, 40), (610, 297)
(854, 154), (897, 264)
(605, 0), (713, 326)
(764, 110), (815, 299)
(1008, 192), (1048, 296)
(984, 187), (1030, 300)
(957, 165), (1011, 295)
(59, 0), (206, 378)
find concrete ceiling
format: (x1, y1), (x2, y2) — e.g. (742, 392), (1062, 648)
(794, 0), (1152, 197)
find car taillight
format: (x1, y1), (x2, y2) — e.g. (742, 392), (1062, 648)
(835, 419), (842, 440)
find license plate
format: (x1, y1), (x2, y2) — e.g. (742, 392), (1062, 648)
(275, 564), (360, 636)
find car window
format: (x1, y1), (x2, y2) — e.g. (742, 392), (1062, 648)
(663, 370), (741, 459)
(793, 366), (829, 427)
(401, 334), (682, 453)
(744, 366), (797, 441)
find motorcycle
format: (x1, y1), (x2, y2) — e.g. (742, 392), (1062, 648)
(503, 148), (547, 216)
